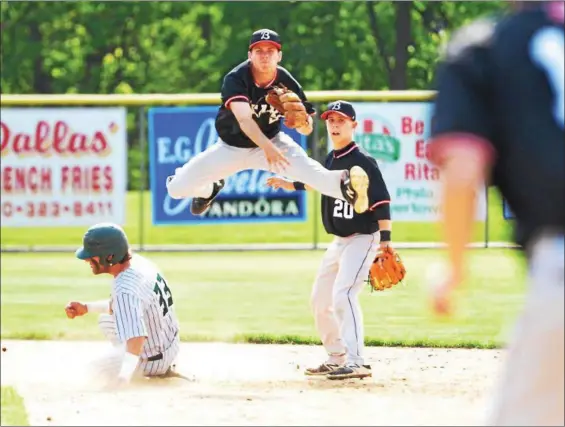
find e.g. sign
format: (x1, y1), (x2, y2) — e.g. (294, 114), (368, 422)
(326, 102), (487, 222)
(148, 107), (307, 225)
(0, 108), (128, 227)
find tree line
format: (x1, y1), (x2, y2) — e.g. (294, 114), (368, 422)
(1, 1), (507, 189)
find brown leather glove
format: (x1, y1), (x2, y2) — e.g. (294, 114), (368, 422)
(368, 246), (407, 291)
(265, 84), (309, 128)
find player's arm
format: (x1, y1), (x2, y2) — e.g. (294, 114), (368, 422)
(428, 37), (496, 311)
(65, 299), (110, 318)
(367, 161), (392, 247)
(112, 291), (148, 382)
(221, 73), (274, 150)
(265, 176), (313, 191)
(230, 102), (277, 149)
(230, 100), (290, 170)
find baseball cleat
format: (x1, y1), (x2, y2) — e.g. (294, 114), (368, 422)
(341, 166), (369, 214)
(190, 179), (225, 215)
(304, 363), (340, 376)
(326, 364), (372, 380)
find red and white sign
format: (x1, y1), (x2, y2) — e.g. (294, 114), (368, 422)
(0, 108), (127, 227)
(326, 102), (487, 222)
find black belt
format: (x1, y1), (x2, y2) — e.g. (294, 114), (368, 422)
(147, 353), (163, 362)
(146, 331), (178, 362)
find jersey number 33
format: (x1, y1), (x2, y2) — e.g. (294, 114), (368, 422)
(153, 273), (174, 317)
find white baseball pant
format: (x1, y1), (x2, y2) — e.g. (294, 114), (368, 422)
(96, 314), (180, 378)
(165, 132), (346, 201)
(310, 232), (380, 366)
(486, 232), (564, 426)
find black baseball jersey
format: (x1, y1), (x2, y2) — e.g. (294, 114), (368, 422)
(321, 142), (391, 237)
(430, 3), (564, 249)
(215, 60), (315, 148)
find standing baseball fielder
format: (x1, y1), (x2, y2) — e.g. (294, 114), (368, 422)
(428, 2), (564, 425)
(267, 101), (392, 380)
(165, 28), (370, 216)
(65, 223), (181, 387)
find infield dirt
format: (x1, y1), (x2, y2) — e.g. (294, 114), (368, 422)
(1, 340), (505, 426)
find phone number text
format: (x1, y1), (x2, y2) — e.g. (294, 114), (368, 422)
(1, 201), (114, 218)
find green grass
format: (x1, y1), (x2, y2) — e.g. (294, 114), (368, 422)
(1, 387), (29, 427)
(0, 249), (527, 348)
(0, 189), (513, 247)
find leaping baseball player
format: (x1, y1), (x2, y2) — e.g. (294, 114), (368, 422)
(165, 28), (370, 218)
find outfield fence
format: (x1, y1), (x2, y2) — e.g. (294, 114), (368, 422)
(0, 91), (517, 252)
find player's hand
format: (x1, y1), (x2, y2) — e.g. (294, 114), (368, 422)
(65, 301), (88, 319)
(262, 142), (290, 174)
(266, 177), (295, 191)
(426, 263), (463, 316)
(376, 242), (391, 266)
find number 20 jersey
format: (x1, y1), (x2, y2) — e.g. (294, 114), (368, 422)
(111, 254), (180, 359)
(322, 142), (391, 237)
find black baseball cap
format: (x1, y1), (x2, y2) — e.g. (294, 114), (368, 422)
(249, 29), (282, 50)
(320, 100), (356, 121)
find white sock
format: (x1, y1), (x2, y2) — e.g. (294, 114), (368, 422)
(328, 353), (346, 365)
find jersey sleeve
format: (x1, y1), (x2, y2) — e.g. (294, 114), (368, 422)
(113, 291), (147, 342)
(428, 22), (497, 167)
(221, 72), (250, 110)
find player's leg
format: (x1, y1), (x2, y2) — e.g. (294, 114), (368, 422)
(85, 314), (128, 385)
(165, 138), (249, 200)
(486, 234), (564, 426)
(140, 338), (181, 377)
(305, 238), (346, 376)
(250, 132), (370, 213)
(326, 233), (379, 380)
(98, 313), (121, 347)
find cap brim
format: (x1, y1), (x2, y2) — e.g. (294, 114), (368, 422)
(249, 41), (281, 50)
(75, 247), (92, 260)
(321, 111), (354, 121)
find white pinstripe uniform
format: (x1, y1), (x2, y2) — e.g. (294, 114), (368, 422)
(98, 254), (180, 377)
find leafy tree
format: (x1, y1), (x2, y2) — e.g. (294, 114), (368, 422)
(1, 1), (508, 188)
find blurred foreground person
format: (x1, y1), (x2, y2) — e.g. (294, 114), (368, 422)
(428, 1), (564, 425)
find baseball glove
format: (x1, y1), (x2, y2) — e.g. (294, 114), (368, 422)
(265, 84), (309, 128)
(367, 246), (406, 291)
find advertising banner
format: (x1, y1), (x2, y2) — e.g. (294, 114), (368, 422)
(148, 107), (307, 225)
(327, 102), (487, 222)
(0, 108), (128, 227)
